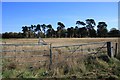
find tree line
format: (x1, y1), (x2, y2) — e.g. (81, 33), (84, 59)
(2, 19), (120, 38)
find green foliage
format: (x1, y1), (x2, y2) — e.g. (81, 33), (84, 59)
(2, 68), (48, 78)
(2, 69), (19, 78)
(2, 53), (120, 79)
(83, 54), (120, 79)
(2, 19), (120, 38)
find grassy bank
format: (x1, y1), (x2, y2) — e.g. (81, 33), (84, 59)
(2, 53), (120, 79)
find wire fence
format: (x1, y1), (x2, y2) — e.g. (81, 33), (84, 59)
(0, 43), (51, 70)
(51, 42), (107, 68)
(0, 41), (118, 70)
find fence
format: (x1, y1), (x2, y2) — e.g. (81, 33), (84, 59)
(50, 42), (118, 69)
(0, 43), (51, 70)
(0, 41), (118, 70)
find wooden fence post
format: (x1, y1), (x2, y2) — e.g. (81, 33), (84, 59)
(107, 42), (113, 58)
(49, 43), (52, 70)
(114, 43), (118, 57)
(116, 39), (120, 60)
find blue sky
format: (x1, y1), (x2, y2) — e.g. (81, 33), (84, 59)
(1, 0), (119, 2)
(0, 2), (2, 33)
(2, 2), (118, 33)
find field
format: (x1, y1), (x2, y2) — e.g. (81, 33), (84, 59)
(2, 38), (119, 46)
(1, 38), (120, 79)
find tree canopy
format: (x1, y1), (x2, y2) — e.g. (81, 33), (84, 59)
(2, 19), (120, 38)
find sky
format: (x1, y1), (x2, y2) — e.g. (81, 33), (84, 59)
(118, 2), (120, 30)
(1, 0), (120, 2)
(0, 2), (2, 33)
(2, 2), (118, 33)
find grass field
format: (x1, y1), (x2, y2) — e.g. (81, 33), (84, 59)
(1, 38), (120, 79)
(1, 38), (119, 46)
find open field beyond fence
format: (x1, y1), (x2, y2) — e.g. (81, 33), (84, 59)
(1, 38), (119, 45)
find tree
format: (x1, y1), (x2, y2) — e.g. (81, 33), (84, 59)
(88, 28), (96, 37)
(76, 21), (88, 37)
(22, 26), (29, 38)
(35, 24), (41, 32)
(2, 32), (23, 38)
(70, 27), (74, 38)
(41, 24), (47, 38)
(19, 19), (119, 38)
(74, 26), (79, 38)
(31, 25), (36, 38)
(57, 22), (65, 28)
(46, 24), (55, 38)
(86, 19), (96, 29)
(57, 26), (62, 38)
(97, 22), (108, 37)
(22, 25), (35, 38)
(108, 28), (120, 37)
(76, 21), (86, 27)
(57, 22), (65, 38)
(85, 19), (96, 37)
(67, 28), (71, 38)
(33, 24), (41, 37)
(27, 26), (33, 38)
(79, 27), (88, 37)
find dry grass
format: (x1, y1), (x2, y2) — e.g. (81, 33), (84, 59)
(1, 38), (119, 46)
(2, 44), (50, 70)
(1, 38), (119, 77)
(2, 38), (118, 64)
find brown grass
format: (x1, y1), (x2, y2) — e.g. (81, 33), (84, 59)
(2, 38), (118, 46)
(1, 38), (119, 73)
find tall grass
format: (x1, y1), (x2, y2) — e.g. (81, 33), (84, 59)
(1, 38), (119, 79)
